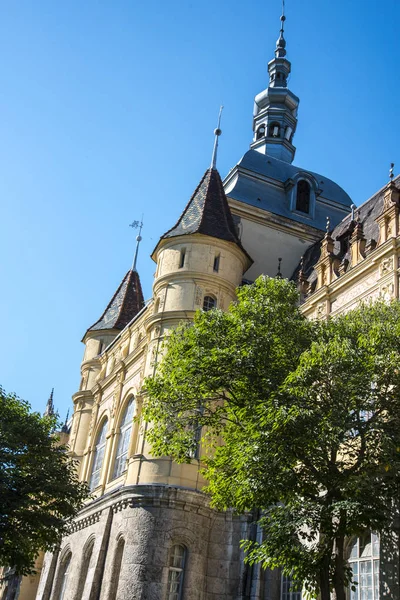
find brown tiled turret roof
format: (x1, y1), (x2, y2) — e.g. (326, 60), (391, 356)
(157, 168), (252, 263)
(87, 269), (144, 332)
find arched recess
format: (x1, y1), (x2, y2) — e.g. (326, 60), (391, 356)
(74, 536), (95, 600)
(89, 418), (108, 491)
(53, 547), (72, 600)
(108, 536), (125, 600)
(112, 396), (136, 479)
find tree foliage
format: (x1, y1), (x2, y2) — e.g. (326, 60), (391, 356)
(143, 276), (400, 600)
(0, 388), (88, 574)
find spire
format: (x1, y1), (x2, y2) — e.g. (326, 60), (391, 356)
(44, 388), (54, 417)
(87, 269), (145, 333)
(130, 216), (144, 272)
(153, 168), (252, 265)
(61, 409), (70, 434)
(210, 106), (223, 170)
(251, 3), (299, 163)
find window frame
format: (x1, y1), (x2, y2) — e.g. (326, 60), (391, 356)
(202, 295), (216, 312)
(89, 419), (108, 491)
(112, 398), (135, 480)
(166, 544), (187, 600)
(347, 532), (379, 600)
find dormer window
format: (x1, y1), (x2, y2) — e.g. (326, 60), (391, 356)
(296, 180), (311, 214)
(268, 122), (280, 138)
(256, 124), (266, 139)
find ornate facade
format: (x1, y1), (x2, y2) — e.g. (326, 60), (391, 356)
(2, 11), (399, 600)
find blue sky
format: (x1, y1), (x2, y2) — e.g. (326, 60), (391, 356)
(1, 0), (399, 418)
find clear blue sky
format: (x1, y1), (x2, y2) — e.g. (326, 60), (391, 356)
(1, 0), (399, 418)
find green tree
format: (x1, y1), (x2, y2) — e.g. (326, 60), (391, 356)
(143, 276), (400, 600)
(0, 388), (87, 574)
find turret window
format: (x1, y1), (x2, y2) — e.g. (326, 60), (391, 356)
(167, 545), (187, 600)
(256, 124), (266, 139)
(296, 180), (311, 214)
(112, 398), (135, 479)
(179, 249), (186, 269)
(90, 420), (108, 491)
(203, 295), (216, 311)
(213, 254), (220, 272)
(269, 122), (280, 138)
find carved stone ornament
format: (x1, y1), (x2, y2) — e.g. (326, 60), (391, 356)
(380, 283), (395, 302)
(195, 286), (203, 306)
(111, 393), (118, 418)
(316, 303), (326, 318)
(159, 288), (166, 310)
(380, 256), (394, 276)
(96, 364), (106, 382)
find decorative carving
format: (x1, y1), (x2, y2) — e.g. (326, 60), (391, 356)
(195, 286), (203, 306)
(159, 288), (166, 311)
(316, 303), (325, 319)
(380, 257), (394, 276)
(96, 364), (106, 381)
(68, 510), (102, 533)
(380, 283), (395, 302)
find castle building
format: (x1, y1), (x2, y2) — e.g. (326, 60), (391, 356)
(3, 10), (400, 600)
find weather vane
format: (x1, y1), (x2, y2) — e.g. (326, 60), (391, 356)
(390, 162), (395, 182)
(130, 215), (144, 272)
(211, 105), (224, 169)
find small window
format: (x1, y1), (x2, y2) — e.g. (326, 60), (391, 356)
(179, 249), (186, 269)
(284, 126), (293, 141)
(113, 398), (135, 479)
(295, 180), (311, 214)
(75, 540), (94, 599)
(281, 574), (301, 600)
(98, 341), (105, 355)
(256, 124), (266, 139)
(89, 420), (108, 491)
(167, 545), (187, 600)
(203, 295), (216, 312)
(213, 254), (220, 272)
(268, 122), (280, 138)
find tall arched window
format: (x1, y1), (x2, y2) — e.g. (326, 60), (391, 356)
(90, 420), (108, 491)
(109, 537), (125, 600)
(281, 574), (301, 600)
(296, 180), (311, 214)
(203, 295), (216, 312)
(57, 552), (72, 600)
(167, 545), (187, 600)
(113, 398), (135, 479)
(348, 531), (379, 600)
(75, 539), (94, 599)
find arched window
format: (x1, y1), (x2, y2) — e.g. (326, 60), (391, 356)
(348, 531), (379, 600)
(113, 398), (135, 479)
(268, 122), (280, 138)
(75, 539), (94, 599)
(167, 545), (187, 600)
(109, 538), (125, 600)
(296, 180), (311, 214)
(256, 124), (266, 139)
(89, 420), (108, 491)
(281, 574), (301, 600)
(57, 552), (72, 600)
(203, 295), (216, 312)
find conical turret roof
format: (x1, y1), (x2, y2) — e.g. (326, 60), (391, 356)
(155, 167), (252, 263)
(87, 269), (145, 333)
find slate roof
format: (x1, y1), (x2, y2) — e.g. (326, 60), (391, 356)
(291, 176), (400, 290)
(158, 168), (252, 263)
(88, 269), (145, 332)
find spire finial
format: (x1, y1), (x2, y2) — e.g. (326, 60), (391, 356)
(326, 216), (331, 234)
(351, 204), (356, 221)
(44, 388), (55, 417)
(390, 162), (395, 182)
(211, 105), (224, 170)
(129, 215), (144, 272)
(275, 0), (287, 58)
(276, 257), (283, 278)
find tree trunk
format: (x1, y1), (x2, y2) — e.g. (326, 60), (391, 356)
(319, 555), (331, 600)
(333, 535), (346, 600)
